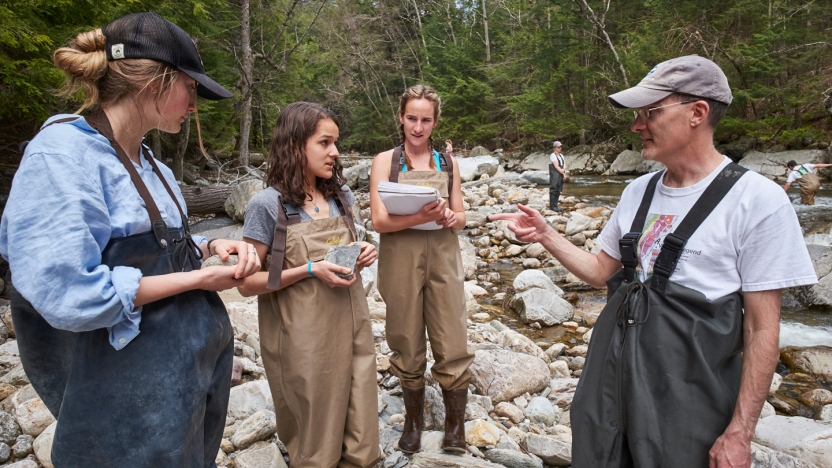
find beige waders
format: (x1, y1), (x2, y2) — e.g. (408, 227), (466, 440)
(379, 149), (474, 392)
(797, 171), (821, 205)
(259, 192), (381, 468)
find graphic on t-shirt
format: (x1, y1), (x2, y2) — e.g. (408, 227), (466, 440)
(638, 214), (675, 279)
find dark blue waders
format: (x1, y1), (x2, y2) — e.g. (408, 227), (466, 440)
(10, 112), (233, 468)
(571, 164), (748, 467)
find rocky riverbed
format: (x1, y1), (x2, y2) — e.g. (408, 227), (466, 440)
(0, 147), (830, 467)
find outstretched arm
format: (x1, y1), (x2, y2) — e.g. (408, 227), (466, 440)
(490, 204), (621, 288)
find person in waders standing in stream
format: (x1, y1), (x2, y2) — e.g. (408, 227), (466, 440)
(783, 160), (832, 205)
(492, 55), (817, 468)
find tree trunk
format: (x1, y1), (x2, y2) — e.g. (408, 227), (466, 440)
(173, 116), (189, 181)
(238, 0), (253, 167)
(482, 0), (491, 62)
(180, 185), (234, 216)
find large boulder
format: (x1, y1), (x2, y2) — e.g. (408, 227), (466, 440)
(513, 270), (563, 295)
(608, 150), (665, 175)
(563, 152), (611, 174)
(344, 162), (372, 189)
(509, 289), (574, 326)
(523, 433), (571, 466)
(459, 237), (479, 280)
(753, 416), (832, 467)
(780, 346), (832, 380)
(224, 179), (264, 222)
(468, 349), (549, 403)
(470, 146), (492, 157)
(519, 153), (550, 171)
(494, 330), (549, 362)
(750, 442), (817, 468)
(227, 380), (274, 421)
(738, 150), (828, 179)
(233, 441), (288, 468)
(457, 156), (501, 182)
(520, 171), (550, 186)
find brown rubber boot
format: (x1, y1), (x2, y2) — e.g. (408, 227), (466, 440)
(398, 386), (424, 453)
(442, 388), (468, 453)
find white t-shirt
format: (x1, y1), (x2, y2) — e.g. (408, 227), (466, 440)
(550, 152), (564, 168)
(597, 157), (817, 301)
(786, 163), (816, 184)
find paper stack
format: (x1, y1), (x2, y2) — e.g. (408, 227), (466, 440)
(378, 181), (443, 230)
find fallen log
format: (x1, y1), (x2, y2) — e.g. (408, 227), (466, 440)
(181, 185), (233, 216)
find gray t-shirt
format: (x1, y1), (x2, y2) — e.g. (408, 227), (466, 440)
(243, 185), (356, 247)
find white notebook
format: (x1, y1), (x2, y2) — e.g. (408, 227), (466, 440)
(377, 181), (443, 230)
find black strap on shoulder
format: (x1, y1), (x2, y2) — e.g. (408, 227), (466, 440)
(650, 163), (748, 292)
(619, 170), (664, 270)
(266, 187), (357, 291)
(19, 117), (81, 153)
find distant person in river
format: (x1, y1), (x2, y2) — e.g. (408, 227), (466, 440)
(238, 102), (381, 467)
(549, 140), (566, 211)
(783, 160), (832, 205)
(369, 84), (473, 454)
(0, 12), (260, 466)
(492, 55), (816, 468)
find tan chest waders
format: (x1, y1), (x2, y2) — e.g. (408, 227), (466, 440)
(795, 165), (821, 205)
(379, 145), (473, 391)
(571, 164), (748, 468)
(258, 190), (381, 468)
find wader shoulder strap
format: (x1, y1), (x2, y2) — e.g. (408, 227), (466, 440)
(266, 187), (301, 291)
(141, 145), (192, 235)
(650, 163), (748, 292)
(334, 190), (358, 242)
(619, 170), (664, 270)
(439, 151), (454, 193)
(389, 145), (403, 183)
(388, 144), (454, 196)
(86, 111), (171, 249)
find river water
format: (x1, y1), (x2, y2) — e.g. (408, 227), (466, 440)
(478, 174), (832, 349)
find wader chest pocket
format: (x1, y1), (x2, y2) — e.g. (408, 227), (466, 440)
(302, 231), (349, 262)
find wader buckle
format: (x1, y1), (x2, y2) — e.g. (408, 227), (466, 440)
(152, 219), (169, 249)
(652, 233), (686, 278)
(619, 232), (641, 269)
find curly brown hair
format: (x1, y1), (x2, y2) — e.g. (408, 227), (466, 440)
(264, 102), (346, 206)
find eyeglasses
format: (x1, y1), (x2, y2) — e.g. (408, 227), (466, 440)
(633, 101), (696, 121)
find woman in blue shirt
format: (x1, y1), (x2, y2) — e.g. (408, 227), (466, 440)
(0, 12), (258, 467)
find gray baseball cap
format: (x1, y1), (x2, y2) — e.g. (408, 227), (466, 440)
(608, 55), (732, 109)
(553, 141), (562, 147)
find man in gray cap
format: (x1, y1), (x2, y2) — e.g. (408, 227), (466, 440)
(549, 141), (566, 211)
(492, 55), (815, 467)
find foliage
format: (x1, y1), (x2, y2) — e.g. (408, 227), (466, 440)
(2, 0), (832, 159)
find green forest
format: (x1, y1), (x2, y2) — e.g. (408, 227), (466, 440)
(2, 0), (832, 163)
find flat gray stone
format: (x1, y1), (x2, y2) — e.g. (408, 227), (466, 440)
(409, 452), (505, 467)
(484, 448), (544, 468)
(324, 243), (362, 279)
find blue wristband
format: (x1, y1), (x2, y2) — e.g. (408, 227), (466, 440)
(307, 261), (315, 277)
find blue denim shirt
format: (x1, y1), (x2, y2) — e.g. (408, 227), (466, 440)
(0, 115), (207, 350)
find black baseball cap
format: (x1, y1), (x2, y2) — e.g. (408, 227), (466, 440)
(102, 12), (233, 100)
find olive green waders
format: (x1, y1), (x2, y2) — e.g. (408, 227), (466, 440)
(258, 191), (381, 468)
(571, 164), (748, 468)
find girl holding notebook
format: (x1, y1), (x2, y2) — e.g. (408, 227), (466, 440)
(369, 84), (473, 454)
